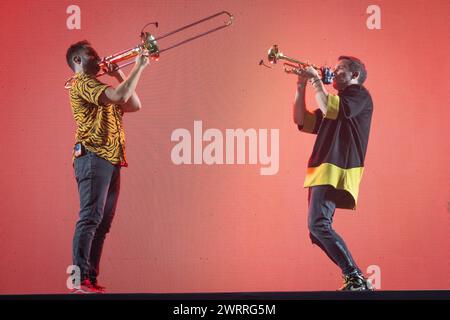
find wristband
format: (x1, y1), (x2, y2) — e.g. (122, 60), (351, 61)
(311, 77), (322, 86)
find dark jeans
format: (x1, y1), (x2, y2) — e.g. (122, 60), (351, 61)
(307, 185), (361, 276)
(73, 150), (121, 283)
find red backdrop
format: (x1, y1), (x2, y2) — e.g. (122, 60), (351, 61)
(0, 0), (449, 293)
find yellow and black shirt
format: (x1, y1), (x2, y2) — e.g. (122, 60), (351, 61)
(298, 84), (373, 210)
(69, 73), (127, 166)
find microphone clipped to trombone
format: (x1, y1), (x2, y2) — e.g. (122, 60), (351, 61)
(65, 11), (234, 89)
(96, 22), (160, 77)
(259, 45), (334, 84)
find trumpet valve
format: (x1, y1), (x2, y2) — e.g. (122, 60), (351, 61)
(283, 63), (301, 74)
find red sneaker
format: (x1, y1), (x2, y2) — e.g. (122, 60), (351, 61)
(90, 283), (106, 293)
(69, 279), (101, 294)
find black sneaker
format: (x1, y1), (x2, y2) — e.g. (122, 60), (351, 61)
(339, 273), (374, 291)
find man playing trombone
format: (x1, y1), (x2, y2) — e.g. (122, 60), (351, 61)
(292, 56), (374, 291)
(66, 40), (149, 293)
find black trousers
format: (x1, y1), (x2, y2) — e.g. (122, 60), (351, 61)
(307, 185), (361, 276)
(72, 150), (121, 283)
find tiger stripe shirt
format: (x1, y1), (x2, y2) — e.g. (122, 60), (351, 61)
(69, 72), (127, 167)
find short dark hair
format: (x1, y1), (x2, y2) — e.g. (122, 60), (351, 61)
(338, 55), (367, 84)
(66, 40), (91, 71)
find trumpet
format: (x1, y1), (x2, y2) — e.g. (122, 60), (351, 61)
(65, 11), (234, 89)
(261, 45), (334, 84)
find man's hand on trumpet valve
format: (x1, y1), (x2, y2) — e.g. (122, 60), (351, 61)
(296, 65), (320, 81)
(284, 64), (320, 85)
(304, 65), (320, 79)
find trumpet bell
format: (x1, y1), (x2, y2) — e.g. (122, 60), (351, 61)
(262, 45), (335, 84)
(267, 45), (280, 64)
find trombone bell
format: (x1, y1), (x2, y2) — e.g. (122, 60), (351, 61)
(97, 32), (160, 77)
(65, 11), (234, 89)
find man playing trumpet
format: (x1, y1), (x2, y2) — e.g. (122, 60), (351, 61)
(291, 56), (374, 291)
(66, 40), (149, 293)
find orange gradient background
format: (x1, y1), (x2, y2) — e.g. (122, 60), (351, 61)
(0, 0), (449, 293)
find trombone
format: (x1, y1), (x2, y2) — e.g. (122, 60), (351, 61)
(65, 11), (234, 89)
(260, 45), (334, 84)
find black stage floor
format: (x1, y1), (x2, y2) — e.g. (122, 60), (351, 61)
(2, 290), (449, 300)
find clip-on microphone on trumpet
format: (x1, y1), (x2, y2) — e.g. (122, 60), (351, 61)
(259, 59), (273, 69)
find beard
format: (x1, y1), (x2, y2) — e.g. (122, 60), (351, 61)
(333, 74), (349, 91)
(332, 79), (342, 90)
(86, 59), (101, 75)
